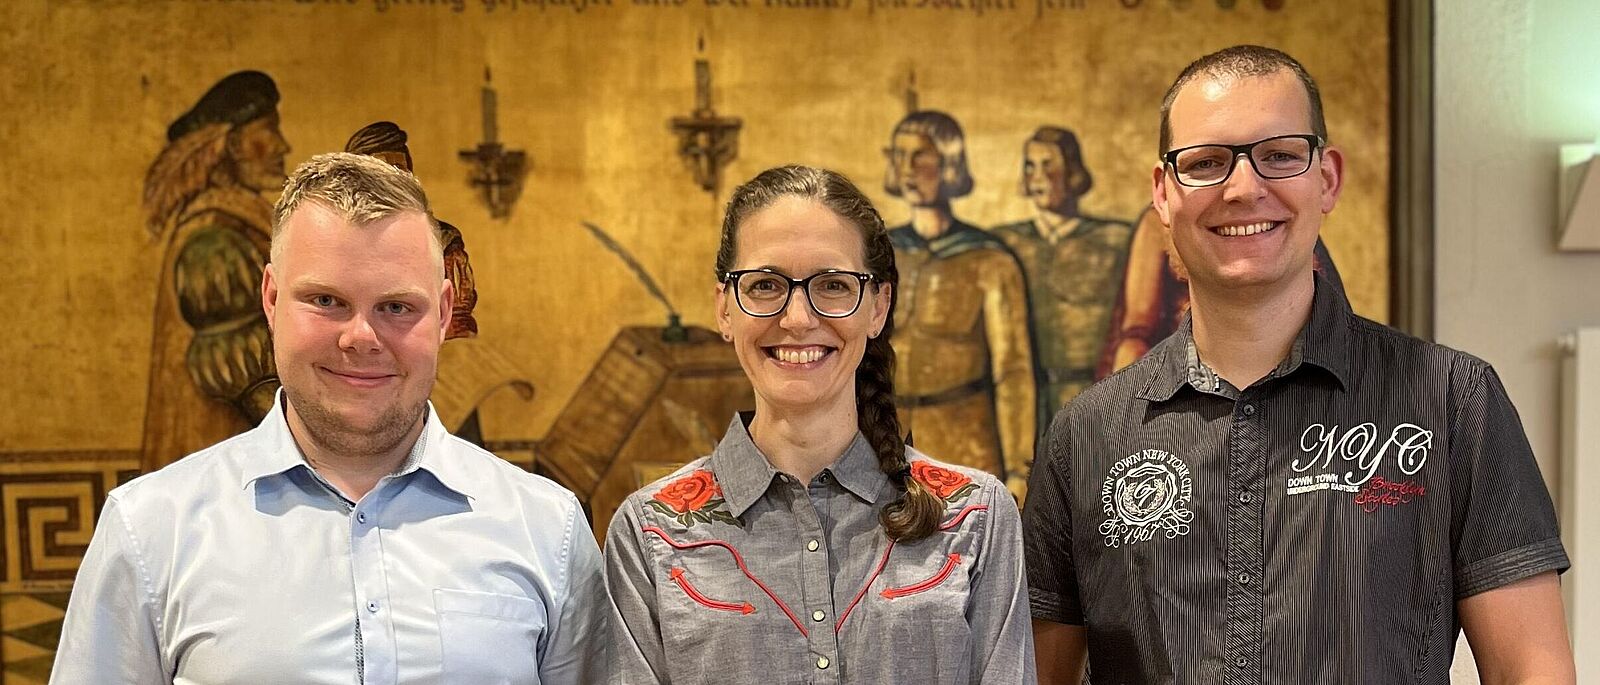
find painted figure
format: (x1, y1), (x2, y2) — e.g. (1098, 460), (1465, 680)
(992, 127), (1134, 420)
(883, 110), (1036, 502)
(605, 165), (1034, 684)
(345, 122), (480, 341)
(140, 71), (289, 473)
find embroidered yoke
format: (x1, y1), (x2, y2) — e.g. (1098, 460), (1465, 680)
(604, 413), (1035, 684)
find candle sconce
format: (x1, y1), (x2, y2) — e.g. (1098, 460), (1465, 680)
(669, 39), (742, 195)
(459, 67), (529, 220)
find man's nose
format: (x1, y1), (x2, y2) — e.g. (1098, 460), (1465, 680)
(339, 313), (382, 354)
(1221, 154), (1269, 202)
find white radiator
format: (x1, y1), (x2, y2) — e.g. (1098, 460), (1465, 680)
(1561, 328), (1600, 662)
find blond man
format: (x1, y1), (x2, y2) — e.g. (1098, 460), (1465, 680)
(54, 153), (606, 684)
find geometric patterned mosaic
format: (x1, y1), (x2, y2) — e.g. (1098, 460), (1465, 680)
(0, 452), (139, 684)
(1, 592), (69, 684)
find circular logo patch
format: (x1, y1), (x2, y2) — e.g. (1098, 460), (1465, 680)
(1098, 449), (1194, 548)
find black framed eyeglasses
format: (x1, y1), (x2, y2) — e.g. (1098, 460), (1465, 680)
(722, 268), (876, 318)
(1162, 134), (1324, 188)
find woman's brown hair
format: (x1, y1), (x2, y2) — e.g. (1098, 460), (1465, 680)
(716, 165), (943, 542)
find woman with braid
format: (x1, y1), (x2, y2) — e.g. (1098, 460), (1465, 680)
(603, 165), (1035, 684)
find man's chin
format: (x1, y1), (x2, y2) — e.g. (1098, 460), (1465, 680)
(287, 392), (425, 456)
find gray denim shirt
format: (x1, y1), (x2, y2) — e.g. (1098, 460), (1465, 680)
(604, 413), (1035, 684)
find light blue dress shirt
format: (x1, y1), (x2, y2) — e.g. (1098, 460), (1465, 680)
(51, 394), (606, 684)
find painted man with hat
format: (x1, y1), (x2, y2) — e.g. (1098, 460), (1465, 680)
(140, 70), (292, 473)
(342, 121), (536, 443)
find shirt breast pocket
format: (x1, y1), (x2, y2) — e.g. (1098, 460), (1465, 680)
(435, 587), (547, 684)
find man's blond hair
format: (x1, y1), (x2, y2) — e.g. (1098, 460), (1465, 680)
(270, 152), (443, 276)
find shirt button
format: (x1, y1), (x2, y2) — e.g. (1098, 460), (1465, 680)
(1237, 573), (1252, 585)
(367, 601), (380, 613)
(1242, 403), (1256, 416)
(816, 657), (830, 670)
(807, 539), (820, 552)
(356, 512), (367, 524)
(1235, 656), (1248, 669)
(1239, 492), (1252, 504)
(812, 610), (826, 622)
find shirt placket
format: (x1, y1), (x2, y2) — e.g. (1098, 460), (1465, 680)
(781, 473), (841, 684)
(350, 479), (398, 685)
(1224, 389), (1268, 685)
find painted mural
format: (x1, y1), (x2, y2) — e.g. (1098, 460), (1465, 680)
(0, 0), (1392, 677)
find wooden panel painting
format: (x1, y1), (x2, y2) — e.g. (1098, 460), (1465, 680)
(0, 0), (1392, 676)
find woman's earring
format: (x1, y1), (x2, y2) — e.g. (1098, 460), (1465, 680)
(721, 332), (732, 342)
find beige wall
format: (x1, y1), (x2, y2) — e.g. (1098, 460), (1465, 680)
(0, 0), (1390, 454)
(1435, 0), (1600, 679)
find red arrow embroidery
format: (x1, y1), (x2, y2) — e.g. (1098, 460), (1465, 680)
(880, 553), (961, 599)
(670, 567), (756, 615)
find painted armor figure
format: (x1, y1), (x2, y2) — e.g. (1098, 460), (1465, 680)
(140, 71), (289, 473)
(993, 127), (1134, 419)
(883, 111), (1036, 501)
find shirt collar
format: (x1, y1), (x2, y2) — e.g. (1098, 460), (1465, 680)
(1292, 272), (1353, 390)
(826, 432), (889, 505)
(240, 391), (475, 500)
(709, 412), (888, 518)
(1139, 272), (1352, 402)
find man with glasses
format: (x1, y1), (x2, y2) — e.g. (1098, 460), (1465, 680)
(1023, 45), (1574, 683)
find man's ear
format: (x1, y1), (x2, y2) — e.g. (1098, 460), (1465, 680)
(261, 263), (278, 332)
(438, 278), (455, 342)
(1318, 145), (1346, 214)
(1151, 163), (1174, 229)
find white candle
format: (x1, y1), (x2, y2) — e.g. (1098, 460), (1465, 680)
(695, 59), (711, 112)
(482, 82), (498, 144)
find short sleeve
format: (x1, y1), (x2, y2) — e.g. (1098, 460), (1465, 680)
(1023, 411), (1084, 624)
(1450, 365), (1570, 599)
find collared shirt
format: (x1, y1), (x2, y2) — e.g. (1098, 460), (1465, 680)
(1024, 275), (1569, 684)
(53, 393), (607, 685)
(604, 413), (1035, 684)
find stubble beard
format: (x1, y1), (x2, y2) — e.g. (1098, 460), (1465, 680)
(284, 386), (427, 460)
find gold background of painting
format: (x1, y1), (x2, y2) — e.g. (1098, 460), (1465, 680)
(0, 0), (1388, 453)
(0, 0), (1387, 676)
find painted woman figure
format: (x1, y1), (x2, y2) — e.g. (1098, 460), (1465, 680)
(140, 71), (290, 473)
(882, 110), (1036, 501)
(604, 166), (1034, 684)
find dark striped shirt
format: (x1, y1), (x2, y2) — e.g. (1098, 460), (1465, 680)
(1023, 275), (1569, 684)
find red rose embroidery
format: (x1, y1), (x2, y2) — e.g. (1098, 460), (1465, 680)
(653, 470), (722, 513)
(647, 469), (741, 528)
(911, 461), (978, 502)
